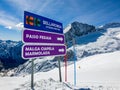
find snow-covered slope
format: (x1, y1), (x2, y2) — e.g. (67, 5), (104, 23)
(10, 22), (120, 76)
(0, 22), (120, 89)
(0, 51), (120, 90)
(69, 27), (120, 59)
(13, 57), (58, 76)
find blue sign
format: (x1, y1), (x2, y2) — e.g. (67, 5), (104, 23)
(24, 11), (63, 34)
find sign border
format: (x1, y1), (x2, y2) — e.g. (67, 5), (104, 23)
(24, 11), (63, 34)
(22, 29), (65, 44)
(22, 44), (66, 59)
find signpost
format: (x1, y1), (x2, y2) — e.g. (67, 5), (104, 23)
(31, 59), (34, 90)
(24, 11), (63, 34)
(22, 44), (66, 59)
(58, 57), (62, 82)
(23, 29), (64, 44)
(64, 53), (67, 82)
(22, 11), (66, 89)
(73, 38), (77, 86)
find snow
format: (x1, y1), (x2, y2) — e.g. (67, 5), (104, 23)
(108, 27), (120, 39)
(14, 26), (120, 76)
(0, 51), (120, 90)
(116, 33), (120, 39)
(66, 27), (120, 61)
(99, 25), (103, 28)
(64, 24), (71, 33)
(1, 23), (120, 89)
(0, 76), (27, 90)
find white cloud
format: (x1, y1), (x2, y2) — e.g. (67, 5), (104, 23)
(7, 0), (54, 14)
(15, 22), (23, 30)
(8, 0), (33, 12)
(0, 10), (23, 31)
(5, 26), (12, 29)
(1, 0), (56, 31)
(0, 0), (55, 31)
(37, 0), (54, 13)
(0, 11), (17, 27)
(5, 22), (23, 30)
(0, 14), (17, 27)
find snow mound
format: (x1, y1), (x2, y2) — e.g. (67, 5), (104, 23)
(16, 78), (72, 90)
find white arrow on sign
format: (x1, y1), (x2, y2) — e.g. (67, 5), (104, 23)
(58, 48), (65, 52)
(57, 37), (63, 41)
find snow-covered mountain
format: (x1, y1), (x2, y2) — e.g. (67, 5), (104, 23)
(65, 22), (120, 60)
(11, 22), (120, 76)
(64, 21), (96, 48)
(0, 40), (25, 70)
(0, 22), (120, 89)
(100, 22), (120, 29)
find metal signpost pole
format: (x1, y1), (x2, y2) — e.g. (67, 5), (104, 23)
(31, 59), (34, 90)
(73, 38), (76, 86)
(65, 54), (67, 82)
(58, 57), (62, 82)
(64, 44), (67, 82)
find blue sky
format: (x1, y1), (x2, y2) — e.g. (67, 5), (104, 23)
(0, 0), (120, 41)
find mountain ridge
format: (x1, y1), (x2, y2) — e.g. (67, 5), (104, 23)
(13, 22), (120, 76)
(0, 40), (26, 70)
(0, 22), (120, 76)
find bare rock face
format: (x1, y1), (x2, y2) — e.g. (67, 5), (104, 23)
(65, 21), (96, 48)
